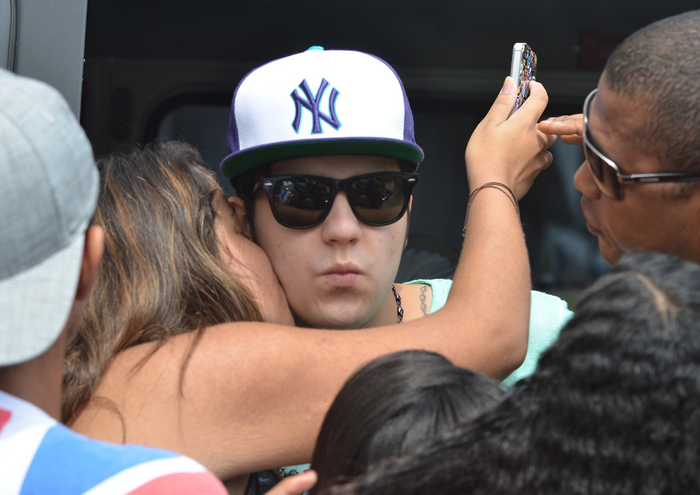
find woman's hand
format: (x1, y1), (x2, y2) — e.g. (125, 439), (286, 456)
(538, 114), (584, 145)
(465, 78), (556, 200)
(268, 470), (317, 495)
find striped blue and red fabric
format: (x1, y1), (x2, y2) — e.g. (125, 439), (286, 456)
(0, 391), (227, 495)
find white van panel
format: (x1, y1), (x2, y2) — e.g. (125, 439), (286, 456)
(9, 0), (88, 117)
(0, 0), (17, 70)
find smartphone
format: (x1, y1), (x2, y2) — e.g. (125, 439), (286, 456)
(509, 42), (537, 115)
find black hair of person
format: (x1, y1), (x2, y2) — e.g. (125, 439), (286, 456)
(309, 349), (503, 495)
(326, 252), (700, 495)
(603, 10), (700, 180)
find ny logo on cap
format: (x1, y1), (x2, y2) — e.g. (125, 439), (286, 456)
(291, 79), (341, 134)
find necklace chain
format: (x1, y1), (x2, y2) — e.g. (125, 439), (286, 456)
(391, 284), (404, 323)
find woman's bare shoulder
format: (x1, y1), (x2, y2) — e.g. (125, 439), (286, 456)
(69, 321), (349, 475)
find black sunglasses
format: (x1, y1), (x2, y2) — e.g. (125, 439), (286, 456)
(583, 88), (700, 200)
(252, 172), (418, 229)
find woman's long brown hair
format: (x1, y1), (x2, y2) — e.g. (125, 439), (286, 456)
(62, 141), (263, 424)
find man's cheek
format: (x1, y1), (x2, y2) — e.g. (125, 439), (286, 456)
(270, 246), (305, 283)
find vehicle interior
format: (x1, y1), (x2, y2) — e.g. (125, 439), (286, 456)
(4, 0), (697, 301)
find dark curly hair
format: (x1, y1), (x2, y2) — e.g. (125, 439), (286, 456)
(328, 252), (700, 495)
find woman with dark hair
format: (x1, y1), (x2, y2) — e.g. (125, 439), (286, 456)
(329, 252), (700, 495)
(309, 350), (503, 494)
(62, 78), (555, 494)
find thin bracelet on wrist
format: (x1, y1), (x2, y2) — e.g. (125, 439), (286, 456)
(462, 182), (520, 238)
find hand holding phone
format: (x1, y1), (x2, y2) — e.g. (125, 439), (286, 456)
(509, 42), (537, 115)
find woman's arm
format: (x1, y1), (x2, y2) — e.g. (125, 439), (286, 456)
(71, 78), (556, 480)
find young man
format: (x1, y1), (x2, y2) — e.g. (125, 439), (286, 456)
(539, 10), (700, 266)
(0, 68), (314, 495)
(222, 47), (571, 386)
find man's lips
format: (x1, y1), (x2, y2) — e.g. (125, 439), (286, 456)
(586, 222), (603, 237)
(580, 197), (602, 236)
(321, 263), (362, 287)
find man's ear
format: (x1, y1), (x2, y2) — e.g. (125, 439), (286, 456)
(228, 196), (253, 240)
(75, 225), (104, 302)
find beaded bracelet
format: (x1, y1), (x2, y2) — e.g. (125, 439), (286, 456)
(462, 182), (520, 238)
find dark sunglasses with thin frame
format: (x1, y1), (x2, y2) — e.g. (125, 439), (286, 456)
(583, 88), (700, 200)
(252, 172), (418, 229)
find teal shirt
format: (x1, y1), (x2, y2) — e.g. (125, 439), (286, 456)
(404, 278), (572, 386)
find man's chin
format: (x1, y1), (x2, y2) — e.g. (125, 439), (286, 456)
(292, 313), (362, 330)
(598, 238), (622, 266)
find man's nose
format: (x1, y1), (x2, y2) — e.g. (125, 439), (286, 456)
(573, 161), (602, 199)
(320, 192), (363, 245)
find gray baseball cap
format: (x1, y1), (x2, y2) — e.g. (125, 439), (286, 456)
(0, 68), (98, 366)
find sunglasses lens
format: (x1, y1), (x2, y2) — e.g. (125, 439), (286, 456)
(264, 174), (414, 228)
(584, 141), (621, 199)
(271, 176), (331, 227)
(349, 175), (409, 225)
(583, 89), (622, 199)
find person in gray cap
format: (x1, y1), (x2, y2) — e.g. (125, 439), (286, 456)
(0, 67), (316, 495)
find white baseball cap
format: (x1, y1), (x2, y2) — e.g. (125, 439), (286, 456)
(221, 46), (424, 178)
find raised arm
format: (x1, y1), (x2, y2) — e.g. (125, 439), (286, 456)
(446, 78), (556, 375)
(72, 78), (556, 481)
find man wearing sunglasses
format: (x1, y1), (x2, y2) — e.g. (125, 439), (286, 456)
(222, 47), (570, 386)
(540, 10), (700, 266)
